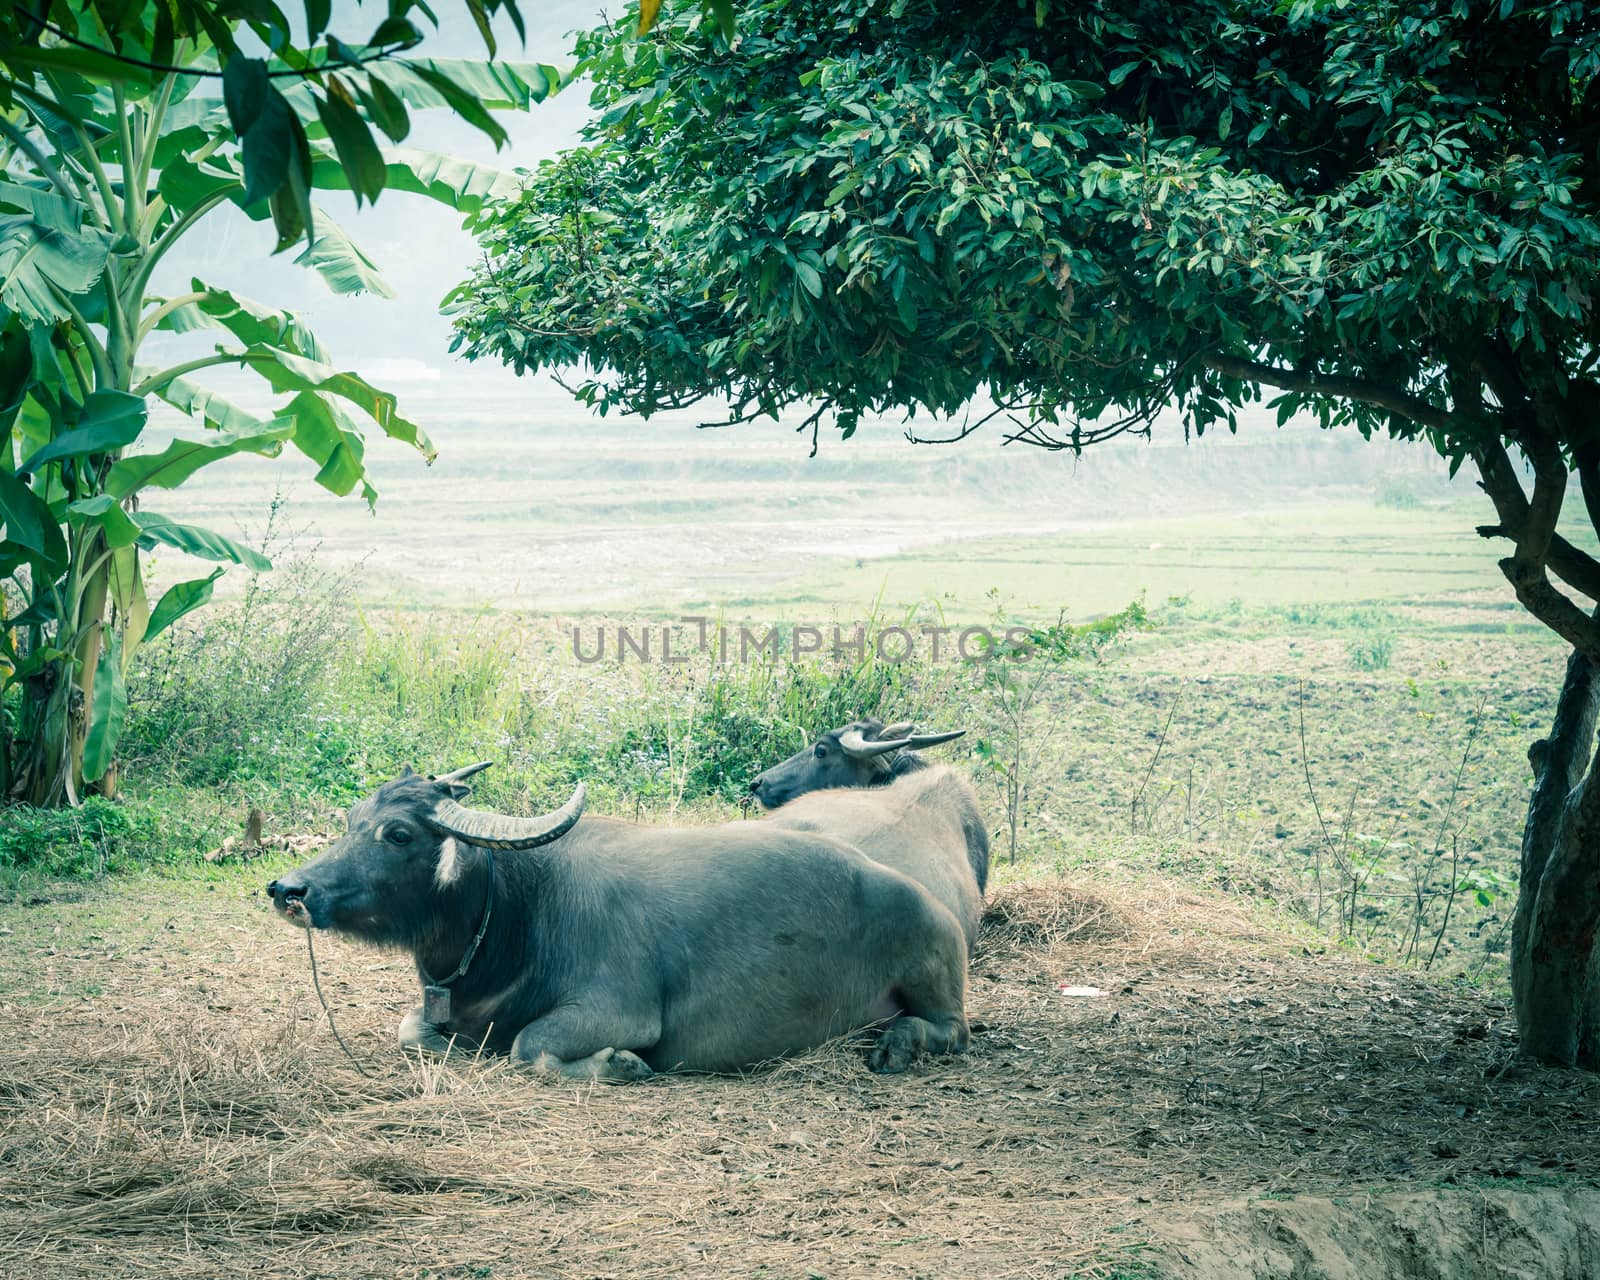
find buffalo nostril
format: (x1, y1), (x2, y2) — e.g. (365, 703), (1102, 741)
(749, 778), (763, 793)
(269, 880), (307, 904)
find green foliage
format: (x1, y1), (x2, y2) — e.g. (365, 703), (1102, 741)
(333, 611), (528, 790)
(0, 2), (557, 805)
(1347, 630), (1397, 672)
(1175, 599), (1405, 634)
(0, 795), (159, 877)
(1021, 598), (1153, 661)
(0, 3), (546, 249)
(664, 636), (941, 803)
(452, 0), (1599, 452)
(970, 595), (1150, 862)
(123, 540), (365, 795)
(127, 581), (953, 815)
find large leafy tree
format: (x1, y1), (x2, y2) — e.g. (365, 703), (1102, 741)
(0, 1), (560, 805)
(451, 0), (1600, 1067)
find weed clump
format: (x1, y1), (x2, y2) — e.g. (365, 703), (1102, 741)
(0, 798), (158, 877)
(1347, 630), (1396, 671)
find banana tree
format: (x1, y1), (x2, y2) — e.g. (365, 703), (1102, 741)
(0, 2), (560, 805)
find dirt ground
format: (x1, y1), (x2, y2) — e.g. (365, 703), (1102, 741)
(1, 869), (1597, 1280)
(1157, 1186), (1600, 1279)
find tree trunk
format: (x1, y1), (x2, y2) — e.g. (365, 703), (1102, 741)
(14, 673), (73, 808)
(7, 543), (112, 808)
(1511, 647), (1600, 1068)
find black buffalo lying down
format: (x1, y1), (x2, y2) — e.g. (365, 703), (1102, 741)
(267, 764), (969, 1081)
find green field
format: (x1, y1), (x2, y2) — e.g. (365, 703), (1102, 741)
(690, 502), (1549, 620)
(138, 405), (1490, 615)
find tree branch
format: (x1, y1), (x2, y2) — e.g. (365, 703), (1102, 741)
(1475, 437), (1600, 609)
(1497, 556), (1600, 665)
(905, 398), (1026, 446)
(1479, 433), (1600, 660)
(1202, 353), (1459, 435)
(1477, 436), (1531, 528)
(1475, 525), (1600, 603)
(1514, 432), (1569, 570)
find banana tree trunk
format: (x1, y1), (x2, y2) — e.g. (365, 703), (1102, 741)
(1511, 647), (1600, 1068)
(9, 540), (114, 808)
(17, 666), (76, 807)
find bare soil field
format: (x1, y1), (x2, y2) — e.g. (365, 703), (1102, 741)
(2, 868), (1596, 1279)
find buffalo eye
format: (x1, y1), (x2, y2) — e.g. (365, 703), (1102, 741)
(387, 825), (414, 846)
(814, 744), (827, 759)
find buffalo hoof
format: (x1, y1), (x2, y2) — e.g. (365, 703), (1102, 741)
(398, 1008), (461, 1058)
(867, 1014), (968, 1073)
(527, 1046), (655, 1082)
(402, 1032), (459, 1058)
(868, 1020), (926, 1074)
(599, 1048), (654, 1082)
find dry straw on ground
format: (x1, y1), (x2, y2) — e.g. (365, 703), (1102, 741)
(1, 873), (1597, 1279)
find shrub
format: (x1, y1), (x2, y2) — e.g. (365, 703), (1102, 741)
(1347, 630), (1396, 672)
(0, 797), (160, 877)
(334, 610), (525, 785)
(124, 527), (362, 795)
(680, 644), (942, 803)
(1374, 479), (1422, 509)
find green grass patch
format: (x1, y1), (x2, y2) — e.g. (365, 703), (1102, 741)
(0, 798), (162, 879)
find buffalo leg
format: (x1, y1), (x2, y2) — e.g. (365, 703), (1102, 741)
(868, 933), (970, 1074)
(510, 999), (660, 1082)
(869, 1014), (969, 1073)
(398, 1005), (478, 1058)
(523, 1046), (654, 1082)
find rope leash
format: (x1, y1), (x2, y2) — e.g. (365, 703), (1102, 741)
(296, 909), (376, 1078)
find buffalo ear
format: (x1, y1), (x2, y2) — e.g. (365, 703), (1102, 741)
(418, 769), (470, 798)
(433, 760), (494, 800)
(400, 764), (417, 778)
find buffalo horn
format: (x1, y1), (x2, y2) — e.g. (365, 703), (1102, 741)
(426, 783), (588, 851)
(435, 761), (495, 784)
(906, 729), (966, 749)
(837, 727), (910, 758)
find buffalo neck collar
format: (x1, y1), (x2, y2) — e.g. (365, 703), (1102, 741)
(421, 846), (495, 988)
